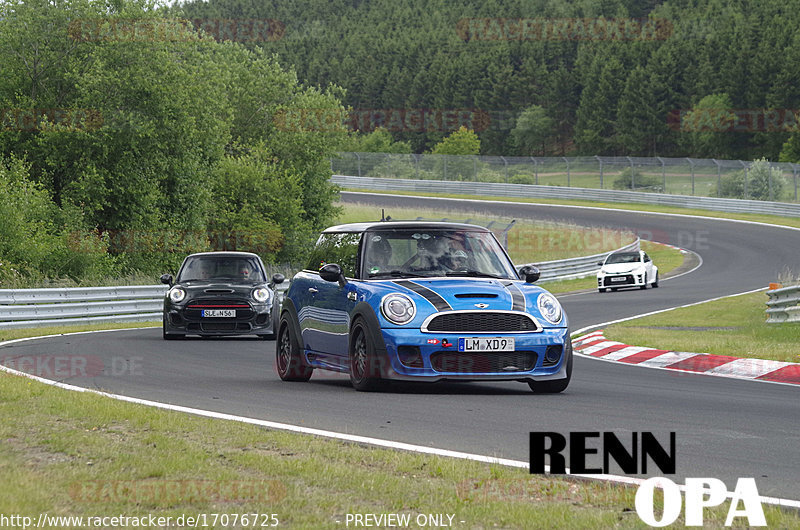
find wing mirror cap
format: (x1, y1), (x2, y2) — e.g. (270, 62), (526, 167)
(319, 263), (347, 286)
(160, 274), (173, 286)
(518, 265), (540, 283)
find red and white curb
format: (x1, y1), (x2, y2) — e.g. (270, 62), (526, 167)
(573, 330), (800, 385)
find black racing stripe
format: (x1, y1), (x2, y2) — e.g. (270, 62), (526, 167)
(503, 282), (526, 312)
(393, 280), (452, 311)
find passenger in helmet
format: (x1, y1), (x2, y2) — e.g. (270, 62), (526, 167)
(365, 235), (393, 275)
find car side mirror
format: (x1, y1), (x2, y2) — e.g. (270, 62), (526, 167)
(597, 261), (604, 267)
(518, 265), (540, 283)
(319, 263), (347, 287)
(271, 273), (285, 285)
(160, 274), (173, 286)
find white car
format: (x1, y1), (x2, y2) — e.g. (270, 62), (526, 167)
(597, 250), (659, 292)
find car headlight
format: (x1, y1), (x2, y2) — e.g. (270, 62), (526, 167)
(537, 293), (562, 325)
(252, 288), (270, 303)
(381, 293), (416, 325)
(168, 287), (186, 303)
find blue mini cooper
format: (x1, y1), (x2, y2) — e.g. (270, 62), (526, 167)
(276, 221), (571, 393)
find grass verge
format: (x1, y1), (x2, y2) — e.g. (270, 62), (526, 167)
(1, 340), (799, 527)
(0, 321), (159, 343)
(603, 291), (800, 363)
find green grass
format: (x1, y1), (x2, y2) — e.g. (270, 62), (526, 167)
(0, 321), (160, 343)
(343, 188), (800, 231)
(2, 351), (798, 528)
(603, 291), (800, 363)
(337, 202), (637, 263)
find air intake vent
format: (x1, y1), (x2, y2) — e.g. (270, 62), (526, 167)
(454, 293), (498, 298)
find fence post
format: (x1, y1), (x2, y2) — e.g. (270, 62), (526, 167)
(627, 156), (634, 190)
(713, 159), (721, 197)
(740, 160), (748, 199)
(414, 153), (420, 179)
(355, 152), (362, 178)
(444, 155), (448, 180)
(502, 220), (516, 250)
(532, 157), (539, 185)
(595, 155), (603, 189)
(563, 157), (570, 187)
(793, 164), (798, 202)
(501, 156), (508, 183)
(769, 162), (774, 202)
(473, 156), (478, 181)
(686, 158), (695, 195)
(657, 156), (665, 193)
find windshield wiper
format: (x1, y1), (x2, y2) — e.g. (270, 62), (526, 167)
(369, 270), (429, 278)
(444, 270), (505, 279)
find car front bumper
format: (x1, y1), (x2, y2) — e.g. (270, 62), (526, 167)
(377, 327), (571, 382)
(164, 302), (273, 336)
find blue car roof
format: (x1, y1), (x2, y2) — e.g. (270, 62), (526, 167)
(323, 221), (492, 233)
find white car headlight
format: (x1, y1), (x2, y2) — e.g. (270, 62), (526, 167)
(168, 287), (186, 303)
(252, 287), (270, 303)
(381, 293), (416, 325)
(537, 293), (562, 325)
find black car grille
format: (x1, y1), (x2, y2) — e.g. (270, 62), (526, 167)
(425, 312), (538, 332)
(430, 351), (537, 373)
(188, 322), (252, 332)
(184, 298), (254, 320)
(603, 275), (633, 286)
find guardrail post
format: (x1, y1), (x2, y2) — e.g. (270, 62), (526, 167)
(687, 158), (695, 195)
(563, 157), (570, 187)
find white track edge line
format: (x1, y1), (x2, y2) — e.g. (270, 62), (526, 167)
(1, 327), (799, 509)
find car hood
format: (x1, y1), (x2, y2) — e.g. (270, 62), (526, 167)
(600, 263), (643, 274)
(175, 281), (266, 299)
(386, 277), (548, 313)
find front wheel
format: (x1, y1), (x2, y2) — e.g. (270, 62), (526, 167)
(528, 353), (572, 394)
(276, 317), (312, 382)
(349, 319), (385, 392)
(162, 317), (184, 340)
(652, 271), (659, 288)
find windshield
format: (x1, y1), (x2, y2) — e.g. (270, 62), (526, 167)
(362, 229), (517, 280)
(177, 256), (265, 282)
(605, 252), (641, 264)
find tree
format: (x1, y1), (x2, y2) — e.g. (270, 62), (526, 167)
(430, 127), (480, 155)
(511, 105), (554, 156)
(678, 94), (737, 159)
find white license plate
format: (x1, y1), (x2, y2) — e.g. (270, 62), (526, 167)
(201, 309), (236, 318)
(610, 277), (628, 282)
(458, 337), (515, 352)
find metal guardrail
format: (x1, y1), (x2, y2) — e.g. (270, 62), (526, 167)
(0, 286), (167, 329)
(766, 286), (800, 323)
(332, 152), (800, 203)
(521, 239), (641, 282)
(333, 175), (800, 218)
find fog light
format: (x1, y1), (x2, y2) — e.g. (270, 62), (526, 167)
(398, 346), (423, 368)
(544, 345), (562, 366)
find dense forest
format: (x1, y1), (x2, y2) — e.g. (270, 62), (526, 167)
(178, 0), (800, 161)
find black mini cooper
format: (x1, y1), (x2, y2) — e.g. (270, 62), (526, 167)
(160, 251), (285, 340)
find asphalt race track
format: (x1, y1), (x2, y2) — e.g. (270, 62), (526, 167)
(3, 192), (799, 500)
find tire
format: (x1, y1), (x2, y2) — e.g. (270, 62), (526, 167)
(528, 350), (572, 394)
(349, 318), (385, 392)
(598, 288), (607, 293)
(258, 333), (275, 340)
(652, 271), (659, 288)
(276, 316), (312, 382)
(610, 287), (618, 292)
(640, 274), (648, 289)
(162, 317), (184, 340)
